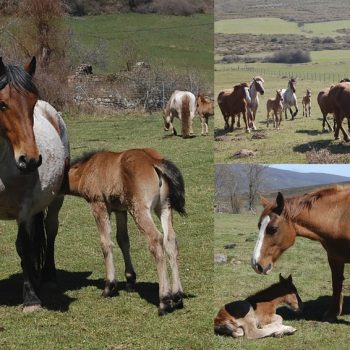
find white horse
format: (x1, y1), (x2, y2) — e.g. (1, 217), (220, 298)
(0, 57), (69, 312)
(248, 76), (265, 130)
(163, 90), (196, 138)
(281, 79), (298, 120)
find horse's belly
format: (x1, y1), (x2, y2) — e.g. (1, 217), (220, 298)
(0, 116), (65, 220)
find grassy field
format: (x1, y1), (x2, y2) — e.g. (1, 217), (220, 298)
(214, 212), (350, 350)
(0, 111), (213, 350)
(214, 66), (350, 164)
(68, 13), (213, 75)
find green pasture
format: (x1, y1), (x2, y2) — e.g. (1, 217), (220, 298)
(0, 111), (213, 350)
(214, 212), (350, 350)
(214, 66), (350, 163)
(215, 17), (350, 37)
(68, 13), (213, 75)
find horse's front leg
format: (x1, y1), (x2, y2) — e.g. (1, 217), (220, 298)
(116, 210), (136, 292)
(337, 114), (350, 142)
(292, 104), (298, 119)
(91, 201), (117, 297)
(16, 215), (44, 312)
(42, 196), (64, 287)
(324, 255), (344, 321)
(242, 111), (250, 133)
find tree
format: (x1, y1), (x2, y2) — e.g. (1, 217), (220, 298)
(244, 165), (267, 212)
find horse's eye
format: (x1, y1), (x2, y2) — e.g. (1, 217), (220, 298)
(0, 102), (7, 111)
(266, 226), (277, 235)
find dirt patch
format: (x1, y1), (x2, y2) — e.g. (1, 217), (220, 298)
(251, 132), (267, 140)
(231, 149), (257, 158)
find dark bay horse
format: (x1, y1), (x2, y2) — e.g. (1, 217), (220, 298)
(218, 83), (252, 133)
(214, 274), (302, 339)
(66, 148), (186, 315)
(251, 187), (350, 321)
(0, 57), (69, 311)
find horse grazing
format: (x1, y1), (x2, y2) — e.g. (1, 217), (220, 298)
(0, 57), (69, 312)
(251, 186), (350, 321)
(317, 87), (335, 132)
(327, 82), (350, 142)
(66, 148), (186, 315)
(163, 90), (196, 138)
(266, 90), (283, 128)
(218, 83), (252, 133)
(248, 76), (265, 127)
(214, 274), (301, 339)
(196, 94), (214, 136)
(302, 89), (312, 117)
(281, 79), (298, 120)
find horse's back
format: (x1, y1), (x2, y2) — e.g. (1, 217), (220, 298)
(329, 83), (350, 114)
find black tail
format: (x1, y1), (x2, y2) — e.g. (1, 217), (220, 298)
(31, 211), (47, 276)
(155, 159), (186, 216)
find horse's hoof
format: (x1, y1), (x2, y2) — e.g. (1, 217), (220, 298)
(158, 294), (173, 316)
(172, 291), (184, 309)
(102, 280), (118, 297)
(23, 304), (43, 313)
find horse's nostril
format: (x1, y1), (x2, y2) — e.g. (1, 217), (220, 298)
(37, 154), (42, 167)
(256, 263), (263, 273)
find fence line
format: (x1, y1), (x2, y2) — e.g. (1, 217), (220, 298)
(218, 65), (349, 84)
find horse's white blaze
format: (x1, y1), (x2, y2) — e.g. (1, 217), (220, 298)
(252, 215), (270, 265)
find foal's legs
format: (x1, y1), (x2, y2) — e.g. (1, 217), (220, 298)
(129, 206), (171, 315)
(90, 202), (117, 297)
(324, 255), (344, 321)
(156, 205), (183, 309)
(115, 210), (137, 292)
(42, 196), (64, 286)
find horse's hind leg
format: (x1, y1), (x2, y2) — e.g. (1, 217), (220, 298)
(157, 205), (183, 309)
(91, 201), (117, 297)
(130, 207), (171, 315)
(116, 210), (136, 292)
(42, 196), (64, 287)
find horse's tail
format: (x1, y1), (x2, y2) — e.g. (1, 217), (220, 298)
(31, 211), (47, 276)
(181, 94), (191, 137)
(154, 159), (186, 216)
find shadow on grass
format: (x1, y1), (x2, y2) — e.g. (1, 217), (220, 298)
(295, 129), (324, 136)
(293, 139), (350, 154)
(278, 296), (350, 325)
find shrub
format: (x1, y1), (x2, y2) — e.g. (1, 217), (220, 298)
(265, 49), (311, 64)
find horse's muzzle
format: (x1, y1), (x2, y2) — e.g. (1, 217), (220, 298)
(17, 154), (42, 173)
(251, 258), (272, 275)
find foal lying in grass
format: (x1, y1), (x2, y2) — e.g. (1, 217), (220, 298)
(66, 148), (186, 315)
(214, 274), (302, 339)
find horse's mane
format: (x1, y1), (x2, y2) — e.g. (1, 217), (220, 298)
(0, 64), (38, 95)
(284, 185), (344, 219)
(233, 82), (248, 91)
(253, 76), (264, 83)
(71, 150), (105, 166)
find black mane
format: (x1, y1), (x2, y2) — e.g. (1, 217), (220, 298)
(0, 64), (39, 95)
(71, 150), (105, 166)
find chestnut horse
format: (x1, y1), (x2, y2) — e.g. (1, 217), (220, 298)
(218, 83), (252, 133)
(196, 94), (214, 136)
(66, 148), (185, 315)
(163, 90), (196, 138)
(251, 186), (350, 321)
(266, 90), (283, 128)
(0, 57), (69, 311)
(214, 274), (301, 339)
(317, 87), (335, 132)
(302, 89), (311, 118)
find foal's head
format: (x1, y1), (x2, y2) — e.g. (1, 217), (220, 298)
(277, 274), (303, 312)
(276, 90), (283, 102)
(251, 192), (296, 275)
(288, 79), (296, 93)
(0, 57), (42, 172)
(306, 89), (311, 97)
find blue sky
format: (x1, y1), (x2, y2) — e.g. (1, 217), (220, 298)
(269, 164), (350, 178)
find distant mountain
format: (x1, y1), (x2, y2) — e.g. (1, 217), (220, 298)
(216, 164), (350, 195)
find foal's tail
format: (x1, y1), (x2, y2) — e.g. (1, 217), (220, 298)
(181, 95), (191, 137)
(155, 159), (186, 216)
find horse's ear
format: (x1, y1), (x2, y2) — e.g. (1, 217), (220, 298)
(287, 274), (293, 284)
(0, 57), (5, 76)
(279, 273), (284, 282)
(260, 195), (271, 207)
(24, 56), (36, 76)
(273, 192), (285, 216)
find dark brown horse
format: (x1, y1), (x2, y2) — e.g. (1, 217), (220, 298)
(317, 87), (335, 132)
(251, 186), (350, 321)
(218, 83), (252, 133)
(214, 274), (302, 339)
(66, 148), (186, 315)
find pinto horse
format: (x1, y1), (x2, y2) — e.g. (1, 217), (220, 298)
(214, 274), (301, 339)
(251, 187), (350, 321)
(0, 57), (69, 311)
(281, 79), (298, 120)
(163, 90), (196, 138)
(66, 148), (185, 315)
(218, 83), (252, 133)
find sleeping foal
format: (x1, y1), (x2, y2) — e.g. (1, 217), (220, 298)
(214, 274), (302, 339)
(66, 148), (186, 315)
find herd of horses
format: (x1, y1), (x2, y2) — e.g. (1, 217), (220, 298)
(0, 57), (207, 316)
(218, 75), (350, 142)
